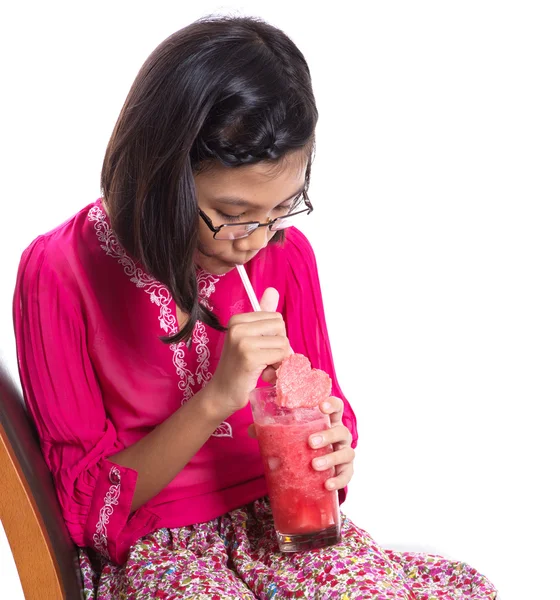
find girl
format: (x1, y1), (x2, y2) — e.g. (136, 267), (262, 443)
(14, 15), (497, 599)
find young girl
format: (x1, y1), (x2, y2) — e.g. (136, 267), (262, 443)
(13, 15), (497, 600)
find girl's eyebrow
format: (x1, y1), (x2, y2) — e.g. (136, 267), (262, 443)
(212, 183), (306, 208)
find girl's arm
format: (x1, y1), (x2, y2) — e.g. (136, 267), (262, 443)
(14, 238), (288, 563)
(109, 289), (286, 512)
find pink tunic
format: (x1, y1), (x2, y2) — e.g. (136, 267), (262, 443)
(13, 198), (357, 565)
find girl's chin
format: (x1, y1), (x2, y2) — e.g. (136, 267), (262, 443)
(207, 264), (235, 276)
(195, 254), (237, 276)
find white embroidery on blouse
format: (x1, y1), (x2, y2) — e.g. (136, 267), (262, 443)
(87, 205), (232, 439)
(197, 271), (219, 309)
(92, 466), (121, 559)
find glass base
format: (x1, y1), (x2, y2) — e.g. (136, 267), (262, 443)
(276, 524), (341, 552)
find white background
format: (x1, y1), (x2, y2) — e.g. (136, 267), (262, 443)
(1, 1), (559, 599)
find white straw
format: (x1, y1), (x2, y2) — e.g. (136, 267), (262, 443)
(236, 264), (261, 312)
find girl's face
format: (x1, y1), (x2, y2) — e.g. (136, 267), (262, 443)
(194, 150), (308, 275)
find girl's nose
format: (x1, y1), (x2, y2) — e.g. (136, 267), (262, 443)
(234, 225), (273, 253)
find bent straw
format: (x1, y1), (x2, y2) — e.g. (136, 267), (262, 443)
(236, 264), (261, 312)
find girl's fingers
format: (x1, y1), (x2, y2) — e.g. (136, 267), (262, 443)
(249, 347), (292, 369)
(239, 335), (291, 352)
(325, 462), (354, 491)
(230, 318), (287, 340)
(260, 366), (278, 384)
(228, 310), (283, 326)
(259, 287), (280, 312)
(319, 396), (344, 426)
(308, 423), (352, 450)
(312, 446), (355, 471)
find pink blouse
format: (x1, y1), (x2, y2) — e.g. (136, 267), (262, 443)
(13, 198), (358, 565)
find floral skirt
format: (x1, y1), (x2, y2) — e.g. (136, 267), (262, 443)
(80, 497), (497, 599)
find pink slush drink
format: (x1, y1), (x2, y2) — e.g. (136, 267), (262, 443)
(250, 381), (341, 552)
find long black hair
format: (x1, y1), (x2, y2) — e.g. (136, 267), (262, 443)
(101, 15), (318, 344)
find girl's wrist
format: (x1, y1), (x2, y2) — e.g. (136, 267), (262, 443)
(192, 380), (232, 426)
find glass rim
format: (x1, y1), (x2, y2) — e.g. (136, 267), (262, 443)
(213, 212), (305, 239)
(199, 192), (313, 240)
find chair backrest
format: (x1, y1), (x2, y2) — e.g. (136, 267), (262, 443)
(0, 361), (82, 600)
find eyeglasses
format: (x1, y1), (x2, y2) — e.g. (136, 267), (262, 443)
(198, 191), (313, 240)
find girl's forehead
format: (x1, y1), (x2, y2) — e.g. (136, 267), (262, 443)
(196, 153), (308, 199)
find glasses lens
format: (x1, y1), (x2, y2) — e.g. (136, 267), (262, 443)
(270, 210), (308, 232)
(215, 223), (260, 240)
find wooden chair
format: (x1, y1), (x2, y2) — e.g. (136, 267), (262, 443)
(0, 361), (82, 599)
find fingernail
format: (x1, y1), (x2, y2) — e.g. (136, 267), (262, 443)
(314, 457), (327, 468)
(326, 480), (335, 490)
(310, 435), (323, 447)
(322, 402), (331, 411)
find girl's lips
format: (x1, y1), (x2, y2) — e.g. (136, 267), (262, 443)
(220, 260), (243, 268)
(221, 255), (258, 268)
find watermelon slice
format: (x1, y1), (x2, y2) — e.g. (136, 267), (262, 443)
(276, 353), (332, 408)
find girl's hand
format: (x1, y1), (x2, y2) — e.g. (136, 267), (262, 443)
(247, 395), (355, 492)
(309, 396), (355, 491)
(204, 288), (291, 422)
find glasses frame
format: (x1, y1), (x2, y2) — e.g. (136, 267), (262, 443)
(198, 191), (313, 240)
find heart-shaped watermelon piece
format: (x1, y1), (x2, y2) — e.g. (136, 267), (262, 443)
(276, 353), (332, 408)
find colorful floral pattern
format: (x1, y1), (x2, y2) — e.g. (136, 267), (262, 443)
(80, 498), (497, 599)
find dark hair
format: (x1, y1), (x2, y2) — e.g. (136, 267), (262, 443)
(101, 15), (318, 344)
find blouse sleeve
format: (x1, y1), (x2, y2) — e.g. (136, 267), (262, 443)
(281, 228), (358, 502)
(13, 236), (138, 564)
